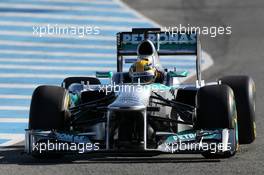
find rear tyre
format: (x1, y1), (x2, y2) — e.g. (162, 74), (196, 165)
(61, 77), (100, 89)
(196, 85), (238, 158)
(219, 76), (256, 144)
(29, 85), (70, 158)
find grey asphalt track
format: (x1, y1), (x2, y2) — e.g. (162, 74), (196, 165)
(0, 0), (263, 174)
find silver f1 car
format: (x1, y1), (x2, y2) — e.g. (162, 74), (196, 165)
(25, 28), (256, 158)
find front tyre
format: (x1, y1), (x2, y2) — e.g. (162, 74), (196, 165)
(29, 85), (70, 158)
(29, 85), (69, 130)
(219, 76), (256, 144)
(196, 85), (238, 158)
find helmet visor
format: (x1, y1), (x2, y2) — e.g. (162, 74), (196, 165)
(130, 71), (155, 84)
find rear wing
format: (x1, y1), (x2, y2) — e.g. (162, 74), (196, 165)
(116, 28), (202, 85)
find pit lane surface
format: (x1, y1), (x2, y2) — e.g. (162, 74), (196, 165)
(0, 0), (264, 174)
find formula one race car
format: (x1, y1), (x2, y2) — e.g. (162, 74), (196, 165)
(25, 28), (256, 159)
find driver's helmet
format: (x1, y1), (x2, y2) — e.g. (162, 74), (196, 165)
(129, 56), (156, 84)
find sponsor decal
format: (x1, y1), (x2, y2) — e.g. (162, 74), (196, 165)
(122, 33), (196, 44)
(172, 133), (196, 141)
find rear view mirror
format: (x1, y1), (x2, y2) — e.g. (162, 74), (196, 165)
(96, 71), (113, 78)
(168, 70), (189, 77)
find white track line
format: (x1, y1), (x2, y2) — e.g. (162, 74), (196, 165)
(0, 40), (115, 49)
(0, 106), (29, 111)
(0, 31), (115, 41)
(0, 3), (130, 13)
(0, 58), (116, 64)
(200, 51), (214, 70)
(0, 134), (25, 147)
(0, 64), (115, 71)
(0, 95), (31, 99)
(0, 21), (131, 31)
(0, 118), (28, 123)
(28, 0), (117, 5)
(0, 83), (38, 89)
(0, 12), (145, 23)
(0, 73), (87, 79)
(0, 58), (115, 64)
(0, 50), (114, 58)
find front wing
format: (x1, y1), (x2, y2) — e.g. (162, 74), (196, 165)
(25, 128), (237, 155)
